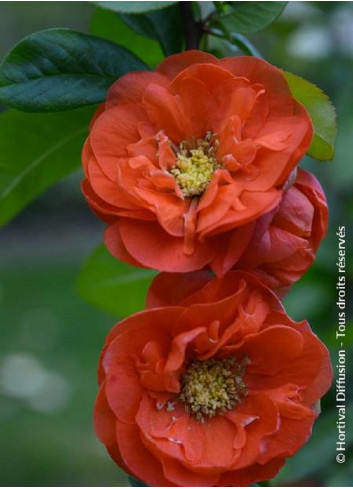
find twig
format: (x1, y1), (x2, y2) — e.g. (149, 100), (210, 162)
(179, 2), (202, 50)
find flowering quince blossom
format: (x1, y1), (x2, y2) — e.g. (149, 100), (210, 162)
(235, 168), (328, 296)
(94, 271), (332, 487)
(82, 51), (314, 275)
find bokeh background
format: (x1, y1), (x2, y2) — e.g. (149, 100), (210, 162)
(0, 1), (352, 486)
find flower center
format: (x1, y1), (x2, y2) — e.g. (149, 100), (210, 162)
(170, 132), (221, 197)
(179, 356), (248, 422)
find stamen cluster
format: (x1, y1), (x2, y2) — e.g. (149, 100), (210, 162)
(179, 356), (248, 422)
(170, 132), (221, 197)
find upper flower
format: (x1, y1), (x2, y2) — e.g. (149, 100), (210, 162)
(82, 51), (313, 274)
(95, 271), (332, 487)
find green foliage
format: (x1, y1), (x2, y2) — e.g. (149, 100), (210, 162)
(90, 8), (163, 66)
(0, 29), (147, 112)
(119, 3), (183, 55)
(0, 106), (95, 226)
(217, 1), (287, 34)
(285, 72), (337, 161)
(77, 244), (156, 318)
(128, 476), (149, 487)
(95, 1), (178, 14)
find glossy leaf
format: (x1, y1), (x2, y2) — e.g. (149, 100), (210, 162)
(90, 8), (164, 66)
(218, 1), (287, 34)
(95, 1), (178, 14)
(0, 29), (147, 112)
(77, 244), (156, 317)
(120, 3), (183, 55)
(285, 72), (337, 160)
(0, 107), (95, 226)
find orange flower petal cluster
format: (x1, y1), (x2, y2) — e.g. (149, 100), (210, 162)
(82, 51), (313, 275)
(235, 168), (328, 295)
(95, 272), (332, 487)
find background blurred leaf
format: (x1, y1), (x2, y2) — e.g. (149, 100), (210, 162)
(0, 28), (147, 112)
(0, 106), (95, 226)
(196, 1), (215, 21)
(274, 402), (353, 484)
(119, 3), (183, 55)
(325, 457), (353, 486)
(90, 8), (163, 66)
(285, 71), (337, 161)
(95, 1), (178, 14)
(217, 1), (287, 34)
(77, 244), (156, 317)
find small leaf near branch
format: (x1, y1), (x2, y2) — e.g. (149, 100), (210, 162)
(77, 244), (156, 317)
(119, 3), (183, 56)
(285, 72), (337, 161)
(216, 1), (287, 34)
(0, 107), (95, 226)
(0, 29), (147, 112)
(94, 1), (178, 14)
(208, 27), (263, 58)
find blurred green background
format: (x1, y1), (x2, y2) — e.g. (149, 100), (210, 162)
(0, 2), (352, 486)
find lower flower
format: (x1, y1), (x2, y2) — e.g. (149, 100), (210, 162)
(95, 271), (332, 487)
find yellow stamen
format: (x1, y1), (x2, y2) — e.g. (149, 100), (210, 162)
(170, 132), (221, 197)
(178, 356), (248, 422)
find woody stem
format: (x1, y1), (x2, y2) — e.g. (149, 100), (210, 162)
(180, 2), (202, 50)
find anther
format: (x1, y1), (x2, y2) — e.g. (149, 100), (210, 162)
(169, 133), (221, 198)
(177, 356), (248, 423)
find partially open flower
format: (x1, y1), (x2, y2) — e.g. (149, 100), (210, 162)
(95, 272), (332, 487)
(82, 51), (313, 274)
(235, 168), (328, 296)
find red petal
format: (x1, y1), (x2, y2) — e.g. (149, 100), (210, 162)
(94, 382), (117, 447)
(242, 325), (304, 377)
(105, 221), (146, 268)
(116, 420), (173, 486)
(210, 223), (254, 277)
(218, 457), (285, 486)
(157, 50), (219, 79)
(107, 71), (169, 107)
(118, 218), (216, 272)
(146, 271), (212, 308)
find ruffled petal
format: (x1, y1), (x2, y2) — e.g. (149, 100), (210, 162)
(117, 218), (217, 272)
(157, 50), (219, 79)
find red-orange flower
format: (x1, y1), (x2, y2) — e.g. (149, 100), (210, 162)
(95, 271), (332, 487)
(235, 168), (328, 296)
(82, 51), (313, 274)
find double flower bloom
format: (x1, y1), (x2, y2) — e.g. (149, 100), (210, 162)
(83, 51), (332, 486)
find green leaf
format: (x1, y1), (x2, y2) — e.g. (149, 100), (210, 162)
(120, 3), (183, 55)
(209, 28), (263, 57)
(218, 1), (287, 34)
(77, 245), (156, 317)
(0, 106), (95, 226)
(0, 28), (147, 112)
(90, 8), (164, 66)
(285, 72), (337, 161)
(128, 476), (149, 487)
(95, 1), (178, 14)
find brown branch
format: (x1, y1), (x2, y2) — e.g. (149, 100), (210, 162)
(179, 2), (202, 50)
